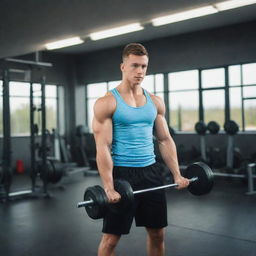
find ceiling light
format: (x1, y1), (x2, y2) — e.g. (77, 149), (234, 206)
(90, 23), (144, 40)
(152, 6), (218, 26)
(45, 37), (84, 50)
(215, 0), (256, 11)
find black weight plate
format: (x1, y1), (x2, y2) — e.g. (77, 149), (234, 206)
(195, 121), (207, 135)
(108, 179), (134, 214)
(84, 186), (107, 219)
(207, 121), (220, 135)
(94, 185), (108, 217)
(224, 120), (239, 135)
(184, 162), (214, 196)
(50, 161), (63, 184)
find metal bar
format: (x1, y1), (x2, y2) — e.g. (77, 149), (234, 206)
(214, 172), (256, 179)
(2, 70), (11, 167)
(243, 97), (256, 100)
(226, 135), (234, 168)
(5, 58), (53, 67)
(241, 65), (245, 131)
(133, 177), (198, 195)
(41, 76), (47, 193)
(200, 136), (207, 162)
(9, 190), (33, 197)
(9, 68), (27, 73)
(163, 73), (170, 124)
(225, 66), (230, 122)
(246, 163), (256, 195)
(30, 82), (37, 190)
(198, 69), (204, 121)
(77, 199), (94, 208)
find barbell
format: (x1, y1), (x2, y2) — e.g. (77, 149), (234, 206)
(77, 162), (214, 219)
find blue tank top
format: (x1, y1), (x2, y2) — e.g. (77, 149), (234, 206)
(110, 88), (157, 167)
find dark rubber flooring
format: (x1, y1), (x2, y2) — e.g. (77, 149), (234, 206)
(1, 173), (256, 256)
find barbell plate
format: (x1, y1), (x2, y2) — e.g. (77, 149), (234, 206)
(84, 186), (108, 219)
(108, 179), (134, 214)
(184, 162), (214, 196)
(50, 161), (63, 184)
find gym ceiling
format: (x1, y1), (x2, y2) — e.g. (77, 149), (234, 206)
(0, 0), (256, 59)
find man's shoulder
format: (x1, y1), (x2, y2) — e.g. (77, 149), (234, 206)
(94, 92), (116, 115)
(96, 91), (115, 103)
(148, 93), (164, 105)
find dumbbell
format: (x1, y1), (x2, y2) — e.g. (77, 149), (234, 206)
(76, 162), (214, 219)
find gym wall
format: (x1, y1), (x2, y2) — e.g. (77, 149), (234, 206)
(76, 20), (256, 83)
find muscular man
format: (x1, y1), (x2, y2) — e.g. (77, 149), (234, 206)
(93, 43), (189, 256)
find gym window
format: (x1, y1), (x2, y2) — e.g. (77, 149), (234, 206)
(168, 70), (199, 132)
(8, 82), (58, 136)
(201, 68), (225, 127)
(86, 82), (108, 131)
(141, 74), (164, 99)
(229, 63), (256, 131)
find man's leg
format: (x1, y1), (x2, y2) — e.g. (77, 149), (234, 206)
(146, 228), (165, 256)
(98, 233), (121, 256)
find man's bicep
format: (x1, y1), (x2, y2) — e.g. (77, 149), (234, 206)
(92, 101), (113, 146)
(93, 116), (112, 140)
(154, 114), (171, 142)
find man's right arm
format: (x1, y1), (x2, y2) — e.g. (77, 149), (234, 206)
(92, 95), (121, 203)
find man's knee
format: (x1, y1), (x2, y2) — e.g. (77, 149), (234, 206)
(147, 228), (165, 244)
(100, 234), (121, 250)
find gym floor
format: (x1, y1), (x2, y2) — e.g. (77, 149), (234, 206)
(1, 173), (256, 256)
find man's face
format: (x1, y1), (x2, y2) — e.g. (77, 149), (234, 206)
(121, 54), (148, 85)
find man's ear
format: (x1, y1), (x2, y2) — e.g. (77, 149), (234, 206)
(120, 62), (124, 72)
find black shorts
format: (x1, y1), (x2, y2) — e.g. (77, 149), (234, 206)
(102, 162), (168, 235)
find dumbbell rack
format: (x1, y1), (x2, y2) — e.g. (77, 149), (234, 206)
(213, 163), (256, 195)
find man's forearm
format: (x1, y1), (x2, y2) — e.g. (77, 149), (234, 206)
(158, 138), (181, 178)
(96, 146), (114, 190)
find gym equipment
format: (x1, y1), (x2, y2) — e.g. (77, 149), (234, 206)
(194, 121), (207, 162)
(38, 159), (63, 184)
(75, 125), (97, 169)
(1, 69), (13, 199)
(53, 129), (91, 176)
(207, 121), (220, 135)
(224, 120), (239, 135)
(0, 63), (61, 202)
(214, 163), (256, 195)
(224, 120), (239, 169)
(77, 162), (214, 219)
(206, 121), (225, 168)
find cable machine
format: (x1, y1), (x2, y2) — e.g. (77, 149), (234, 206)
(0, 55), (63, 201)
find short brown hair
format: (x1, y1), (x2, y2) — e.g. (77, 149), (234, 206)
(122, 43), (148, 61)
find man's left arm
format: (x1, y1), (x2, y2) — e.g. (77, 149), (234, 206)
(152, 95), (189, 189)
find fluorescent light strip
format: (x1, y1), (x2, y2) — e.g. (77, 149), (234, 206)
(46, 37), (84, 50)
(152, 6), (218, 26)
(215, 0), (256, 11)
(90, 23), (144, 40)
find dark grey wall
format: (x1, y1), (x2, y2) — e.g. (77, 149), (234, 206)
(77, 20), (256, 84)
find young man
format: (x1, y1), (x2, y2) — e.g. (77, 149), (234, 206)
(93, 43), (189, 256)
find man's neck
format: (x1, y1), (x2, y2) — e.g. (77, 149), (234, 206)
(118, 81), (143, 95)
